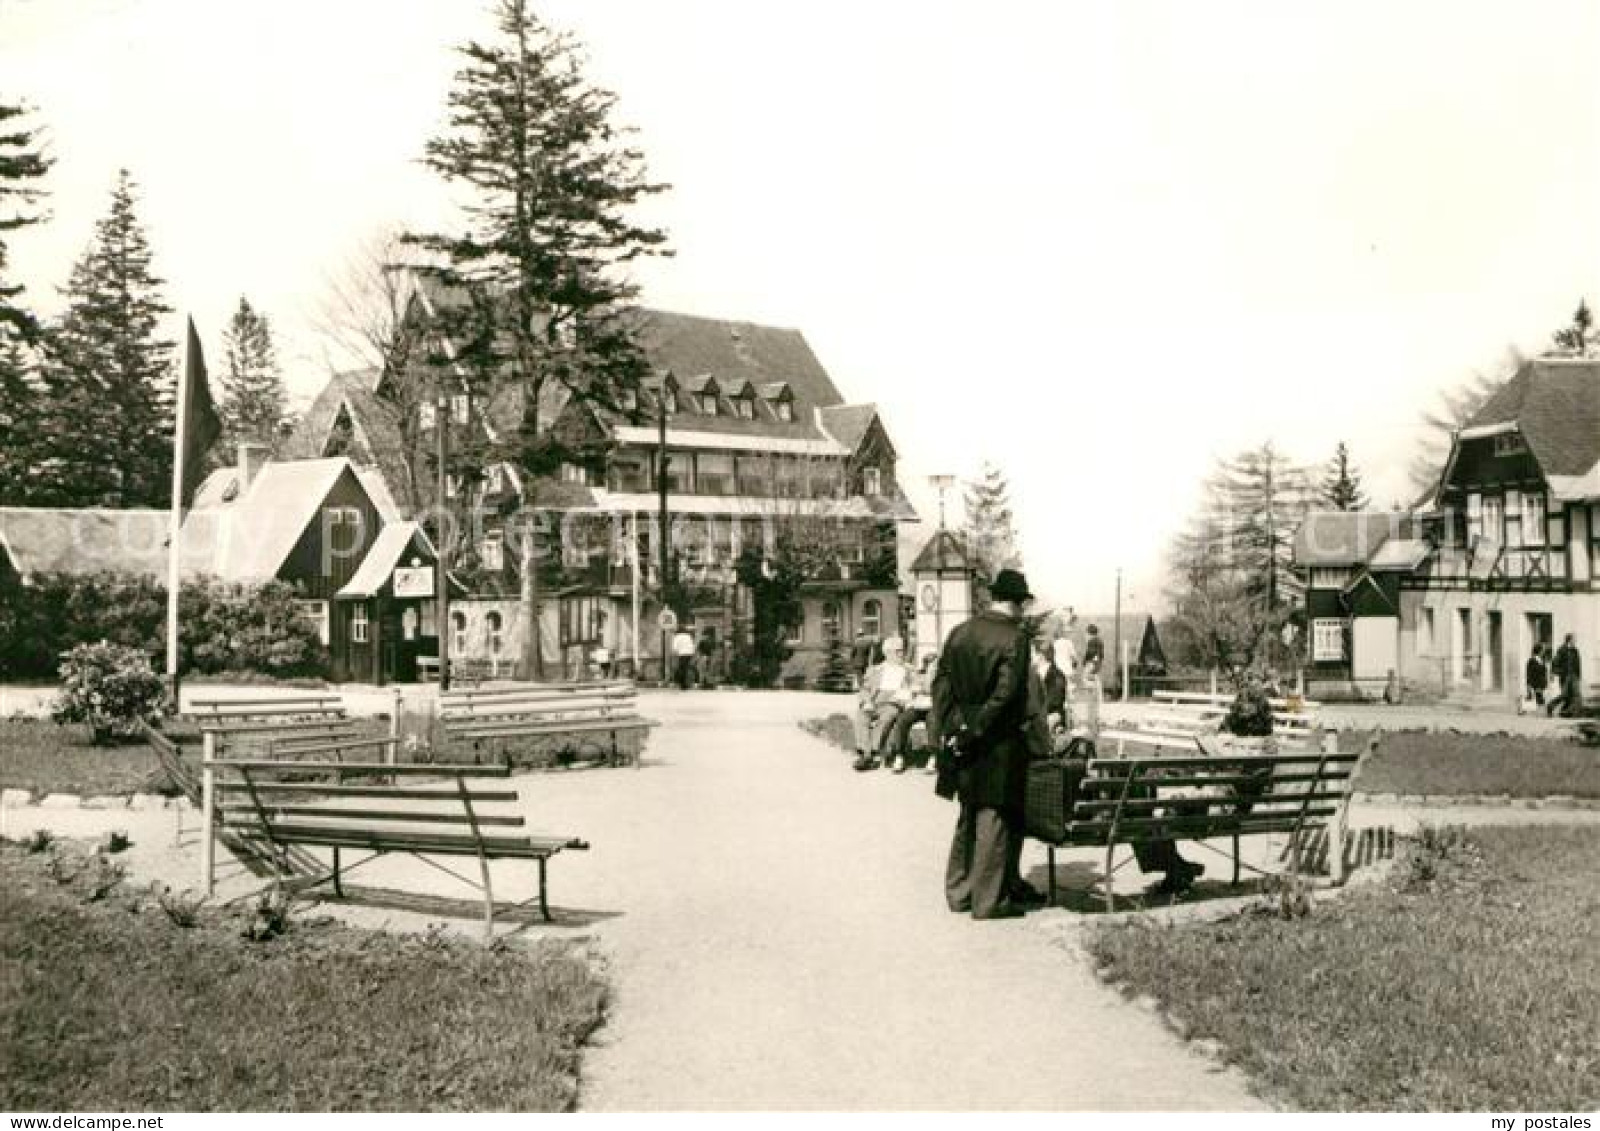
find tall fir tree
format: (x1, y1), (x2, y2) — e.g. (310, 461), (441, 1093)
(218, 296), (286, 451)
(36, 171), (175, 507)
(0, 100), (53, 345)
(409, 0), (670, 677)
(961, 460), (1022, 601)
(1320, 441), (1369, 512)
(0, 100), (52, 502)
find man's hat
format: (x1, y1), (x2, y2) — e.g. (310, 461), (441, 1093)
(990, 568), (1034, 604)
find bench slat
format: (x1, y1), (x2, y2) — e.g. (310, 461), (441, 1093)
(223, 806), (526, 828)
(1058, 809), (1338, 838)
(1071, 789), (1345, 814)
(1089, 752), (1357, 771)
(217, 782), (520, 802)
(249, 823), (585, 857)
(210, 759), (511, 776)
(452, 718), (658, 739)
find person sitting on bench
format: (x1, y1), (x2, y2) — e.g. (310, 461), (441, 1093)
(853, 636), (912, 771)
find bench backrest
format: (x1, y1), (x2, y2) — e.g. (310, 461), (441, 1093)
(1067, 740), (1360, 842)
(207, 757), (527, 850)
(1152, 689), (1322, 711)
(440, 682), (640, 730)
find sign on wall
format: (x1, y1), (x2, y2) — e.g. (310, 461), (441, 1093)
(393, 566), (435, 598)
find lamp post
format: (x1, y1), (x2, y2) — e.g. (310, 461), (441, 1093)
(657, 370), (673, 685)
(928, 473), (955, 653)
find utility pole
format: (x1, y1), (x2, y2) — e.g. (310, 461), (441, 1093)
(436, 395), (451, 691)
(657, 371), (673, 684)
(1112, 567), (1122, 701)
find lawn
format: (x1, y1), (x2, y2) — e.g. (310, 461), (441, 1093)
(1348, 729), (1600, 799)
(1085, 824), (1600, 1111)
(0, 840), (608, 1111)
(1, 715), (649, 800)
(0, 720), (175, 797)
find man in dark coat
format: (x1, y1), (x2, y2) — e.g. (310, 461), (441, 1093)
(1547, 634), (1583, 718)
(930, 568), (1041, 920)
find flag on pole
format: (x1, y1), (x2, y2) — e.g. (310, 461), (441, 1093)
(176, 316), (221, 513)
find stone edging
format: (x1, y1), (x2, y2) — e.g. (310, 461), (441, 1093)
(1351, 791), (1599, 811)
(1, 790), (192, 812)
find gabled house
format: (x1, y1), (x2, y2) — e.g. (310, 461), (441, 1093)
(0, 446), (442, 686)
(284, 290), (918, 685)
(1297, 358), (1599, 702)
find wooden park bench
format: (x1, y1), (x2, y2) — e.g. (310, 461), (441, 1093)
(201, 756), (589, 940)
(1032, 727), (1372, 911)
(184, 694), (394, 760)
(439, 680), (658, 769)
(1144, 689), (1321, 748)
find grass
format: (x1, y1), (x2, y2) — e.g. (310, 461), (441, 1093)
(0, 720), (175, 798)
(0, 839), (608, 1111)
(1085, 824), (1600, 1111)
(1347, 729), (1600, 799)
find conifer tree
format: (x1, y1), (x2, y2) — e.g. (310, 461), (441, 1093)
(1320, 441), (1369, 512)
(0, 101), (51, 502)
(36, 171), (174, 507)
(219, 296), (286, 450)
(961, 460), (1021, 600)
(410, 0), (671, 677)
(0, 100), (53, 345)
(1551, 298), (1597, 357)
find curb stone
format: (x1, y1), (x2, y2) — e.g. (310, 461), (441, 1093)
(1351, 792), (1600, 811)
(1, 789), (32, 808)
(39, 793), (81, 809)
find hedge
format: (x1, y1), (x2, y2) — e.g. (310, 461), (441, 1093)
(0, 571), (327, 682)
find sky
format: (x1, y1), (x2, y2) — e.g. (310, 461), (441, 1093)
(5, 0), (1598, 615)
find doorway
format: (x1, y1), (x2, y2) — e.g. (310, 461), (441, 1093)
(1485, 611), (1503, 692)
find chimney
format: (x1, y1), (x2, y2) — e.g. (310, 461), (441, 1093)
(237, 442), (270, 489)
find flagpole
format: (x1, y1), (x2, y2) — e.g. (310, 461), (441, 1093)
(164, 325), (195, 706)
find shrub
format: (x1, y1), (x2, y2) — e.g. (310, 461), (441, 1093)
(50, 641), (168, 744)
(0, 571), (326, 682)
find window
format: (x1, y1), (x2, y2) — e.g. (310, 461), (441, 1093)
(735, 395), (755, 420)
(661, 451), (693, 493)
(663, 387), (678, 415)
(1418, 607), (1435, 656)
(861, 598), (882, 638)
(560, 462), (589, 485)
(481, 534), (504, 571)
(1522, 493), (1547, 547)
(620, 387), (638, 413)
(610, 452), (650, 493)
(560, 595), (601, 646)
(419, 402), (436, 431)
(351, 604), (370, 644)
(774, 399), (794, 423)
(1493, 432), (1525, 456)
(697, 393), (718, 415)
(486, 611), (503, 655)
(862, 467), (882, 497)
(485, 464), (503, 493)
(444, 475), (458, 498)
(1481, 494), (1504, 544)
(451, 394), (470, 425)
(784, 617), (804, 646)
(737, 456), (770, 496)
(1465, 493), (1483, 544)
(451, 611), (467, 655)
(420, 599), (437, 637)
(295, 600), (330, 647)
(1310, 567), (1349, 589)
(697, 452), (734, 496)
(1312, 618), (1343, 662)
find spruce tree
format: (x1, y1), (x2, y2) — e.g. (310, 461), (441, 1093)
(219, 296), (286, 450)
(0, 337), (39, 502)
(961, 460), (1021, 599)
(1320, 441), (1369, 512)
(1551, 298), (1597, 357)
(36, 171), (174, 507)
(0, 100), (53, 345)
(410, 0), (671, 678)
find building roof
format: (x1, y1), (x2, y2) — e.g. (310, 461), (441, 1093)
(817, 404), (879, 452)
(1367, 538), (1431, 572)
(211, 459), (356, 582)
(1291, 510), (1413, 567)
(281, 370), (415, 512)
(336, 521), (434, 599)
(1464, 357), (1600, 483)
(909, 530), (970, 573)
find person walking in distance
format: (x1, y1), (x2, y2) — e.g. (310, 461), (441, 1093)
(1547, 634), (1584, 718)
(672, 627), (696, 690)
(1525, 642), (1549, 711)
(930, 569), (1042, 920)
(1080, 624), (1104, 735)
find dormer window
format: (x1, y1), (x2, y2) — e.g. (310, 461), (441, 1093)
(775, 400), (794, 423)
(735, 395), (755, 420)
(862, 467), (882, 497)
(663, 387), (678, 415)
(619, 387), (638, 413)
(698, 392), (718, 415)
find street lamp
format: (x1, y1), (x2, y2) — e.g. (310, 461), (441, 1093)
(927, 473), (955, 654)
